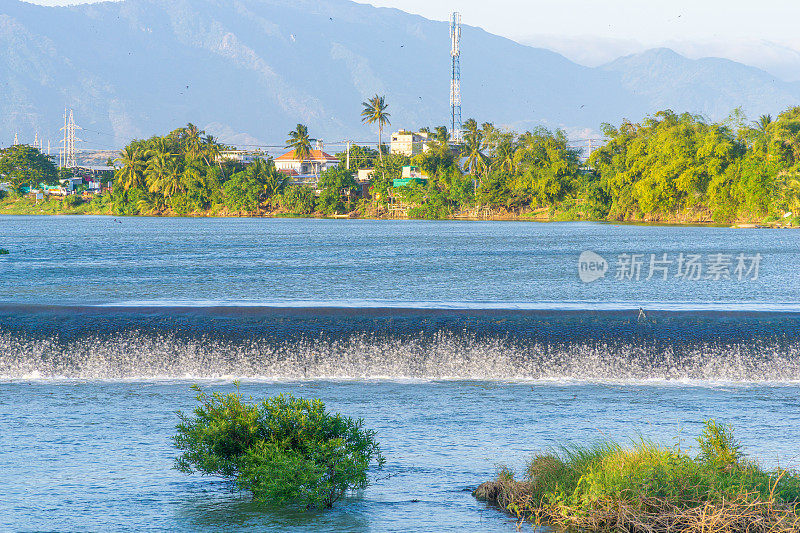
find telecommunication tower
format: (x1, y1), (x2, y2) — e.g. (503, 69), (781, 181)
(449, 12), (462, 143)
(59, 108), (82, 168)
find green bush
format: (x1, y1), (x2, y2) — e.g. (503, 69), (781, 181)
(477, 419), (800, 531)
(174, 386), (384, 509)
(698, 418), (742, 470)
(280, 185), (316, 214)
(63, 195), (83, 208)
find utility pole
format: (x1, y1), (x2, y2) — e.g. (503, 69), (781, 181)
(13, 133), (18, 146)
(346, 140), (351, 170)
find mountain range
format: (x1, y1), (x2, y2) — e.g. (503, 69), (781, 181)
(2, 0), (800, 151)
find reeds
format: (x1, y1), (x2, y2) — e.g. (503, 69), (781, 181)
(474, 421), (800, 532)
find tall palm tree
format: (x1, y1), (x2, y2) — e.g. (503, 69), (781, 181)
(182, 123), (205, 161)
(286, 124), (312, 173)
(461, 118), (488, 177)
(114, 146), (147, 191)
(361, 95), (391, 160)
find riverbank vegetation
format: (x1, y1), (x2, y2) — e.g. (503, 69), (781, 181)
(6, 105), (800, 223)
(474, 420), (800, 532)
(174, 385), (384, 509)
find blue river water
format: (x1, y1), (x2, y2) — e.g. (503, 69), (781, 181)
(2, 216), (800, 531)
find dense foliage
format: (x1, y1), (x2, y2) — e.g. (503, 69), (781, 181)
(174, 386), (384, 509)
(9, 105), (800, 222)
(0, 145), (58, 189)
(475, 420), (800, 532)
(111, 123), (283, 215)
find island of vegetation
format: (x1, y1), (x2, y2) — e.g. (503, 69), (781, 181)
(474, 420), (800, 532)
(174, 385), (384, 509)
(4, 98), (800, 225)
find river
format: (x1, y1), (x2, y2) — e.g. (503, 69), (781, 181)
(1, 216), (799, 531)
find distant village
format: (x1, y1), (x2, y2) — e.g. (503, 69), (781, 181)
(1, 129), (438, 208)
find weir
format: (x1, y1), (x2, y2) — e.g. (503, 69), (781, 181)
(2, 305), (800, 381)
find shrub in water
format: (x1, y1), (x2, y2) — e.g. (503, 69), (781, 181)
(174, 385), (384, 509)
(475, 419), (800, 532)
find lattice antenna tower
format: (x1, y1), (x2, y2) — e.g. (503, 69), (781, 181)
(59, 108), (82, 168)
(449, 12), (462, 143)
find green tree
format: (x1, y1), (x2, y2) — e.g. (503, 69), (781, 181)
(360, 95), (391, 160)
(114, 145), (147, 191)
(0, 145), (58, 189)
(369, 153), (409, 203)
(461, 118), (489, 178)
(146, 148), (183, 198)
(433, 126), (450, 145)
(174, 386), (384, 509)
(280, 185), (317, 214)
(286, 124), (312, 172)
(335, 144), (379, 170)
(318, 167), (358, 215)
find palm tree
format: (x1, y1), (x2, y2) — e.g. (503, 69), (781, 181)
(260, 161), (290, 205)
(492, 137), (516, 173)
(433, 126), (450, 145)
(286, 124), (312, 173)
(145, 148), (182, 198)
(755, 114), (773, 134)
(114, 146), (147, 191)
(461, 118), (488, 177)
(361, 95), (391, 160)
(182, 123), (205, 161)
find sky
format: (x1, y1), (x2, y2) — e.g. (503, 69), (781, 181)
(26, 0), (800, 80)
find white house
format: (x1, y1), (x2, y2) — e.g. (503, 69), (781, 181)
(390, 131), (431, 157)
(217, 150), (270, 166)
(274, 141), (339, 177)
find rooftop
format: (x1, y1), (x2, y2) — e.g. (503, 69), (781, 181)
(275, 149), (338, 162)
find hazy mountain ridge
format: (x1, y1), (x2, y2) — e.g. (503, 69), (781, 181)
(1, 0), (798, 150)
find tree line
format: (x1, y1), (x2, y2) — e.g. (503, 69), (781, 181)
(5, 100), (800, 222)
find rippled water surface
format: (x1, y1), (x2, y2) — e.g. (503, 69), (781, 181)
(1, 215), (799, 307)
(2, 216), (800, 531)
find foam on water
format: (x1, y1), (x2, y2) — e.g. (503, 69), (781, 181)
(3, 305), (800, 382)
(2, 329), (800, 383)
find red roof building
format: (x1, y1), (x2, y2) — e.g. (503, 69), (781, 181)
(274, 144), (339, 177)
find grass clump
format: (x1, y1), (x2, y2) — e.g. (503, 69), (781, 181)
(474, 420), (800, 532)
(174, 385), (384, 509)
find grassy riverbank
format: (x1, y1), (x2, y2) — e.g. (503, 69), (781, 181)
(3, 194), (797, 226)
(474, 421), (800, 532)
